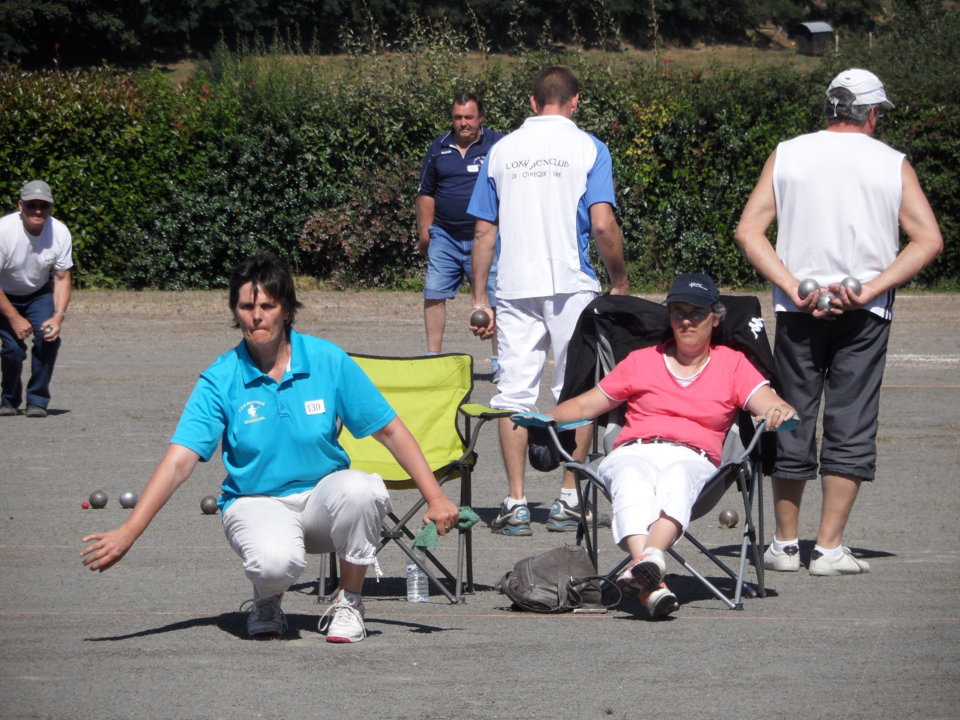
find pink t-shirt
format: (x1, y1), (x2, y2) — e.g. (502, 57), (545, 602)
(598, 343), (768, 465)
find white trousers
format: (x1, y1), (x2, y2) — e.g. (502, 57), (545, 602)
(221, 469), (392, 596)
(491, 291), (596, 412)
(598, 443), (716, 545)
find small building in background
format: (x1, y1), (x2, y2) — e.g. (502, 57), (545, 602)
(791, 21), (834, 56)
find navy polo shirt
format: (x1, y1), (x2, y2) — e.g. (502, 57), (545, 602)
(417, 127), (504, 240)
(171, 330), (395, 511)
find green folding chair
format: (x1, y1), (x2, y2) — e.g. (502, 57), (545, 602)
(330, 353), (509, 604)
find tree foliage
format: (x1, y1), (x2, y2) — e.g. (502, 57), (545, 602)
(1, 6), (956, 289)
(0, 0), (898, 66)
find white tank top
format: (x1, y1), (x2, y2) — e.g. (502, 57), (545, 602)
(772, 130), (903, 320)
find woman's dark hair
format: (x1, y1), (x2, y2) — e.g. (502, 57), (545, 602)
(229, 252), (303, 330)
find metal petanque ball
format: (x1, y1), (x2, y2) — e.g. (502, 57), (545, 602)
(816, 292), (836, 311)
(798, 278), (820, 300)
(200, 496), (219, 515)
(118, 490), (138, 509)
(470, 309), (491, 329)
(88, 490), (108, 509)
(718, 509), (739, 529)
(840, 276), (862, 295)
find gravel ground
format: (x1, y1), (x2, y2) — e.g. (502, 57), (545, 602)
(1, 289), (957, 720)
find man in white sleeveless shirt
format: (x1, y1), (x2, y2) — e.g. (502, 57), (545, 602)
(735, 69), (942, 576)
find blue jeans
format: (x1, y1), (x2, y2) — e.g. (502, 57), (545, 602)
(423, 226), (498, 303)
(0, 286), (60, 409)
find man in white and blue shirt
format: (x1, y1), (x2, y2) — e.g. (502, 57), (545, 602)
(467, 66), (629, 536)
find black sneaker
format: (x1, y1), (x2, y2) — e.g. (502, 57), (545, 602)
(490, 502), (532, 536)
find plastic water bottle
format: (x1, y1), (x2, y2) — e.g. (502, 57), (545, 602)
(406, 550), (428, 602)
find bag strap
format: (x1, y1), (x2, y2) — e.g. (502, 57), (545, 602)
(567, 575), (623, 611)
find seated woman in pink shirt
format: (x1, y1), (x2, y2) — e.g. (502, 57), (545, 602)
(549, 273), (796, 618)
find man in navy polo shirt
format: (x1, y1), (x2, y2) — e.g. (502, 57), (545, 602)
(417, 92), (503, 378)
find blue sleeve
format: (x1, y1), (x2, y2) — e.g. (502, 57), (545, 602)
(584, 137), (617, 209)
(335, 355), (397, 439)
(466, 153), (499, 221)
(171, 375), (227, 462)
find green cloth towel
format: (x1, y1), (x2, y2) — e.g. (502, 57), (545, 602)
(412, 506), (480, 549)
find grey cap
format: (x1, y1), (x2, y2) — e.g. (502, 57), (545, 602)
(20, 180), (54, 203)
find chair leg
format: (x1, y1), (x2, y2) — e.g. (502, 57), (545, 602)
(316, 551), (339, 603)
(460, 470), (475, 595)
(667, 546), (741, 610)
(396, 539), (462, 604)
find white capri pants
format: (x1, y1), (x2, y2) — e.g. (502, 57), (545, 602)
(221, 469), (392, 596)
(598, 443), (717, 546)
(491, 291), (596, 412)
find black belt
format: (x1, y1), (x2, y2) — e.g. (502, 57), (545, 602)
(622, 436), (713, 464)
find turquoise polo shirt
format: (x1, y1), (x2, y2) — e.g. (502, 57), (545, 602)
(171, 330), (395, 511)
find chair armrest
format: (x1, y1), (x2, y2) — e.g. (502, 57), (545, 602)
(460, 404), (513, 421)
(510, 412), (591, 431)
(756, 416), (800, 434)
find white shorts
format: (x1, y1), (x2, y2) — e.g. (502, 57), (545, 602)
(598, 443), (716, 545)
(221, 469), (392, 596)
(491, 291), (596, 412)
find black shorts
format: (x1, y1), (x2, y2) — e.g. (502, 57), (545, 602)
(772, 310), (891, 482)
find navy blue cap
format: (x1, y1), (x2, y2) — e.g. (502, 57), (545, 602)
(665, 273), (719, 307)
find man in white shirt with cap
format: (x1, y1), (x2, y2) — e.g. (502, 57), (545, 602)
(0, 180), (74, 417)
(735, 69), (942, 576)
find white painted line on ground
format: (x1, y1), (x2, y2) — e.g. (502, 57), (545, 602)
(887, 353), (959, 367)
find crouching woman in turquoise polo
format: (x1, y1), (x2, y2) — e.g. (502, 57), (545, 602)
(82, 252), (459, 643)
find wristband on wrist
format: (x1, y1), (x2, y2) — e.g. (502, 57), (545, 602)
(53, 309), (66, 316)
(471, 305), (492, 310)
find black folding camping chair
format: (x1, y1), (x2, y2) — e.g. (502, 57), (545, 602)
(522, 293), (784, 610)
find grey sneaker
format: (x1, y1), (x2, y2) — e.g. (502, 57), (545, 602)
(25, 404), (47, 418)
(319, 592), (367, 643)
(242, 593), (286, 637)
(490, 502), (532, 536)
(809, 546), (870, 576)
(0, 405), (19, 417)
(545, 498), (611, 532)
(764, 543), (801, 572)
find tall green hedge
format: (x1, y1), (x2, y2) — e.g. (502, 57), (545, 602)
(1, 15), (957, 290)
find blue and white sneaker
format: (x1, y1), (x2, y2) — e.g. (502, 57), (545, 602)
(490, 355), (501, 384)
(546, 498), (610, 532)
(490, 502), (532, 536)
